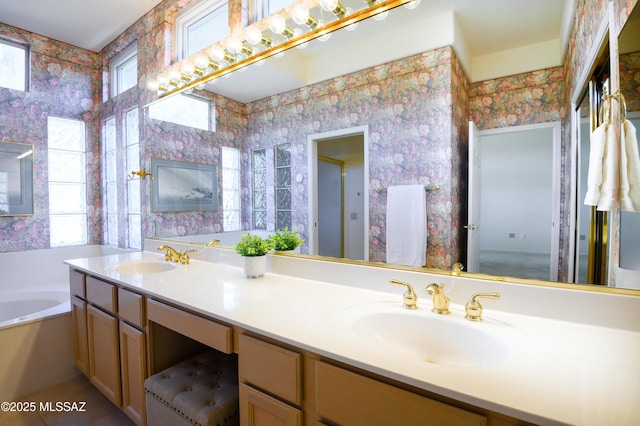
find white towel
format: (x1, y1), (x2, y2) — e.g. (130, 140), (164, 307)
(596, 121), (620, 211)
(386, 185), (426, 267)
(621, 119), (640, 212)
(584, 122), (607, 206)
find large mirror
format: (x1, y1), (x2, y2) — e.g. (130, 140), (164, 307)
(147, 0), (640, 292)
(0, 141), (34, 216)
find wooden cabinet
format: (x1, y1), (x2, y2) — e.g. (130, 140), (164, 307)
(71, 296), (89, 376)
(119, 321), (146, 426)
(87, 304), (121, 406)
(70, 271), (147, 426)
(315, 361), (487, 426)
(239, 334), (303, 426)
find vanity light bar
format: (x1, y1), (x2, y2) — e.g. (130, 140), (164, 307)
(152, 0), (414, 98)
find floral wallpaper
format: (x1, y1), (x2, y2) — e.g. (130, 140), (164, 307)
(0, 23), (100, 252)
(243, 47), (467, 268)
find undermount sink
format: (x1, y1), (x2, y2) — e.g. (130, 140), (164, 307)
(115, 259), (177, 275)
(343, 303), (518, 367)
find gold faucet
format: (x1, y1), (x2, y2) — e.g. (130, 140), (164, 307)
(425, 283), (450, 315)
(205, 239), (220, 247)
(390, 280), (418, 310)
(464, 292), (500, 321)
(158, 245), (198, 264)
(451, 263), (464, 276)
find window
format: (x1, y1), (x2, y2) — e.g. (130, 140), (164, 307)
(48, 117), (87, 247)
(222, 147), (240, 231)
(148, 94), (214, 131)
(275, 144), (291, 230)
(249, 0), (291, 23)
(103, 117), (118, 246)
(175, 0), (229, 59)
(0, 38), (28, 91)
(125, 108), (142, 249)
(110, 43), (137, 97)
(253, 149), (267, 229)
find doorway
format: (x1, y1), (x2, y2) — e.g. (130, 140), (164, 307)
(308, 126), (368, 261)
(467, 121), (561, 281)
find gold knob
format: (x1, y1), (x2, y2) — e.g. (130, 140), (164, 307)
(465, 292), (500, 321)
(390, 280), (418, 310)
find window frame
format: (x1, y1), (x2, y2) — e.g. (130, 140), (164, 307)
(175, 0), (230, 61)
(0, 37), (30, 92)
(109, 42), (138, 98)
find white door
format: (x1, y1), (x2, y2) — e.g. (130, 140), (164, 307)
(466, 121), (481, 272)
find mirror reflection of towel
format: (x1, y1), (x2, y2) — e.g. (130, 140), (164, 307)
(621, 120), (640, 212)
(386, 185), (426, 267)
(584, 122), (607, 207)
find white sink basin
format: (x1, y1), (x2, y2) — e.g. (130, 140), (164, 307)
(343, 303), (520, 367)
(115, 260), (176, 275)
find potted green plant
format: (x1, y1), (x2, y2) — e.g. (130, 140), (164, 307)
(268, 228), (304, 252)
(234, 233), (271, 278)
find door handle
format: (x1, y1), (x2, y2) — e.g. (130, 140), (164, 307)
(464, 224), (478, 230)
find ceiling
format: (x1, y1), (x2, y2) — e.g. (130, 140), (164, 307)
(0, 0), (575, 103)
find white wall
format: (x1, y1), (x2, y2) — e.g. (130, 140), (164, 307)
(479, 128), (554, 253)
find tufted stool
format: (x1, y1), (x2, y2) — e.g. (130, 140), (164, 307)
(144, 350), (239, 426)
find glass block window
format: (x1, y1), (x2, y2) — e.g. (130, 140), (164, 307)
(275, 144), (291, 231)
(0, 38), (28, 91)
(103, 117), (118, 246)
(110, 43), (137, 98)
(176, 0), (229, 59)
(222, 147), (240, 231)
(147, 94), (214, 132)
(252, 149), (267, 230)
(48, 117), (87, 247)
(125, 108), (141, 249)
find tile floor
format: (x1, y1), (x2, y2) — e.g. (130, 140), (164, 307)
(0, 375), (135, 426)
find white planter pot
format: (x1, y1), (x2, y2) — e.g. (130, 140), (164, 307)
(243, 255), (267, 278)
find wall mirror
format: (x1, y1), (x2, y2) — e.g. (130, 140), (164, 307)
(0, 141), (34, 216)
(148, 0), (640, 293)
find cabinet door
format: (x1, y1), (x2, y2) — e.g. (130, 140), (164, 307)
(240, 383), (302, 426)
(87, 305), (121, 407)
(71, 296), (89, 376)
(120, 322), (146, 426)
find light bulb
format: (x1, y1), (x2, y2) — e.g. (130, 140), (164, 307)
(404, 0), (421, 10)
(181, 61), (195, 76)
(246, 27), (263, 45)
(209, 45), (225, 61)
(269, 14), (286, 34)
(318, 33), (331, 42)
(227, 37), (242, 54)
(345, 8), (358, 31)
(168, 69), (181, 82)
(292, 5), (309, 25)
(146, 79), (159, 91)
(319, 0), (338, 12)
(194, 54), (209, 69)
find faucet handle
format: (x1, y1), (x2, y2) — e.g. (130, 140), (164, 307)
(464, 292), (500, 322)
(425, 283), (451, 315)
(180, 249), (198, 264)
(451, 263), (464, 276)
(390, 280), (418, 310)
(158, 245), (177, 262)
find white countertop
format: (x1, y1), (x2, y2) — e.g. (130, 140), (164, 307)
(66, 251), (640, 426)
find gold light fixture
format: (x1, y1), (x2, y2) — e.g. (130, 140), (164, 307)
(148, 0), (415, 98)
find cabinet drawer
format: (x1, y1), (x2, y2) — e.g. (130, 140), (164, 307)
(147, 299), (232, 354)
(118, 288), (145, 329)
(239, 334), (302, 404)
(70, 269), (86, 298)
(86, 277), (117, 313)
(239, 383), (302, 426)
(315, 361), (487, 426)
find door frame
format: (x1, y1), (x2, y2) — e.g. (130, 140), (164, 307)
(307, 125), (369, 260)
(467, 121), (561, 281)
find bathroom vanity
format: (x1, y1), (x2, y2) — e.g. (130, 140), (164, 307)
(66, 248), (640, 426)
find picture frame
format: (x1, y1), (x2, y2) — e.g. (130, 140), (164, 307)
(0, 141), (34, 216)
(151, 159), (218, 212)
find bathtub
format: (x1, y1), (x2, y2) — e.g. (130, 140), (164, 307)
(0, 245), (132, 402)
